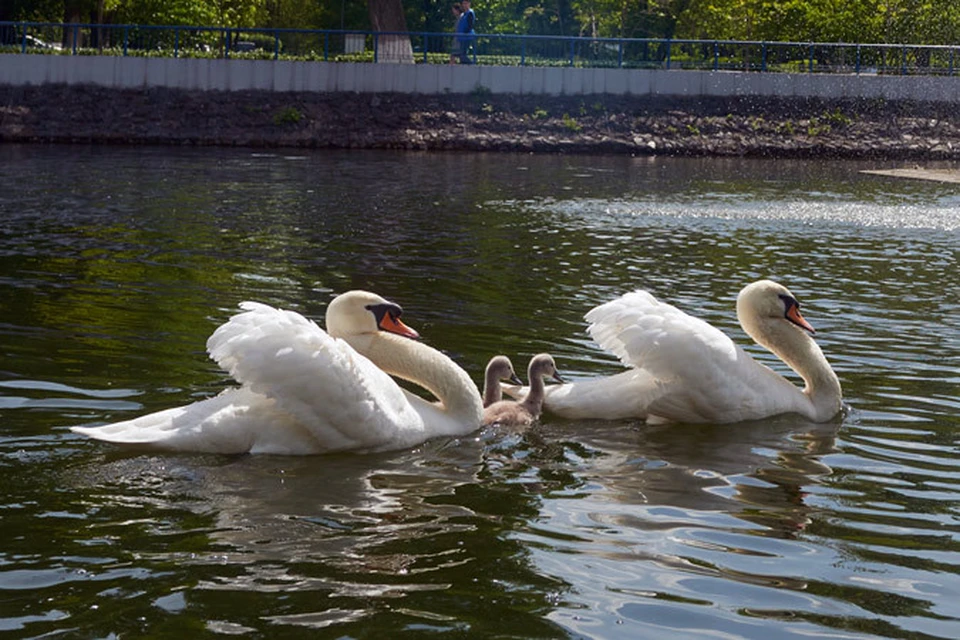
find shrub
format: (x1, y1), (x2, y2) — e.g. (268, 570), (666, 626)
(562, 113), (582, 132)
(274, 106), (302, 125)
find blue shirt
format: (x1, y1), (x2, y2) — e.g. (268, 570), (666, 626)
(457, 9), (475, 38)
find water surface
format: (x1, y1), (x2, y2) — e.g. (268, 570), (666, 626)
(1, 146), (958, 638)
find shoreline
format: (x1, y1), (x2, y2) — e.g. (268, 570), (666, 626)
(3, 84), (960, 160)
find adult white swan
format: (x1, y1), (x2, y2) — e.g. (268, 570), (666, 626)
(506, 280), (842, 424)
(70, 291), (484, 454)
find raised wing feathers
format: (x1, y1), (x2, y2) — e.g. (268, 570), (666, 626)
(207, 302), (419, 450)
(586, 291), (738, 377)
(583, 290), (789, 423)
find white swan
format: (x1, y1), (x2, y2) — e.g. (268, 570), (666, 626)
(70, 291), (484, 454)
(483, 353), (564, 426)
(506, 280), (842, 424)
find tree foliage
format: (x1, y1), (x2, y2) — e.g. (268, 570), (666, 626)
(6, 0), (960, 45)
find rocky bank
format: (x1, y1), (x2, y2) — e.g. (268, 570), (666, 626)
(3, 84), (960, 159)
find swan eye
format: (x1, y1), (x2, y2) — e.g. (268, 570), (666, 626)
(777, 294), (797, 313)
(366, 303), (403, 325)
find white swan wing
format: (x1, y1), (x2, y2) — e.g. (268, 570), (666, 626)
(584, 291), (802, 422)
(207, 302), (420, 450)
(586, 290), (737, 371)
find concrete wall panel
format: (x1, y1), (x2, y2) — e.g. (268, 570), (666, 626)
(1, 54), (959, 103)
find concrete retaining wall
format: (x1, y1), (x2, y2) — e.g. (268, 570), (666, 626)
(3, 53), (960, 101)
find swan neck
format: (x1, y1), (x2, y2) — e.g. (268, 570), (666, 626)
(741, 313), (842, 419)
(349, 333), (482, 427)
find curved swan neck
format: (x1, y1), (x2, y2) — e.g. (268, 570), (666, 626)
(348, 333), (482, 425)
(742, 314), (842, 418)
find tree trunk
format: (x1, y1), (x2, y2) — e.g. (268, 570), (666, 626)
(367, 0), (414, 64)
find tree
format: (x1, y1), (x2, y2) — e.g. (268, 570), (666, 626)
(367, 0), (414, 62)
(5, 0), (960, 50)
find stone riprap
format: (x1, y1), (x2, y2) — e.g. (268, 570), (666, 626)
(3, 85), (960, 159)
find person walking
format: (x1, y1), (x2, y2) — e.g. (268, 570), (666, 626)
(457, 0), (476, 65)
(449, 3), (462, 64)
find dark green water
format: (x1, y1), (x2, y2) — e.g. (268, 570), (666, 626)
(1, 145), (958, 638)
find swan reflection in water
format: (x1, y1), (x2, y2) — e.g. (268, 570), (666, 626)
(544, 417), (840, 538)
(70, 415), (838, 554)
(60, 412), (839, 637)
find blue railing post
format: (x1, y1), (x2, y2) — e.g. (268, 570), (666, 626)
(323, 32), (329, 61)
(808, 43), (814, 72)
(225, 28), (231, 58)
(520, 37), (526, 66)
(665, 39), (671, 69)
(568, 37), (574, 66)
(373, 33), (378, 62)
(122, 25), (128, 56)
(761, 41), (767, 71)
(950, 48), (955, 76)
(901, 44), (906, 75)
(174, 28), (179, 58)
(856, 44), (860, 74)
(713, 41), (719, 70)
(274, 29), (280, 60)
(618, 40), (623, 68)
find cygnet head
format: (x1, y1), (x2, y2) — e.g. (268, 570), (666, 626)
(736, 280), (815, 335)
(483, 355), (522, 407)
(326, 290), (420, 340)
(486, 356), (522, 386)
(528, 353), (564, 385)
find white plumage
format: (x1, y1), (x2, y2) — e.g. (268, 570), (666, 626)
(71, 293), (483, 454)
(507, 280), (843, 424)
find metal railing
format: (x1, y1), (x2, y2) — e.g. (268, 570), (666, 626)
(2, 21), (958, 76)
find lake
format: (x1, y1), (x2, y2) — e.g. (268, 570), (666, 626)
(1, 145), (958, 638)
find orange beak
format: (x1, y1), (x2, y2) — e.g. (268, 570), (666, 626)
(786, 304), (816, 334)
(379, 312), (420, 340)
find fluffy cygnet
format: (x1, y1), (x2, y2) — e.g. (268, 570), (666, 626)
(482, 353), (563, 426)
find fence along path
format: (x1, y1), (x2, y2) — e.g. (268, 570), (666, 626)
(3, 21), (960, 76)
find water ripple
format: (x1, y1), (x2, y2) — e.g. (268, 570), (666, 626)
(2, 149), (959, 638)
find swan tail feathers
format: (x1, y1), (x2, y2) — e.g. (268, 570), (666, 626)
(69, 389), (267, 453)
